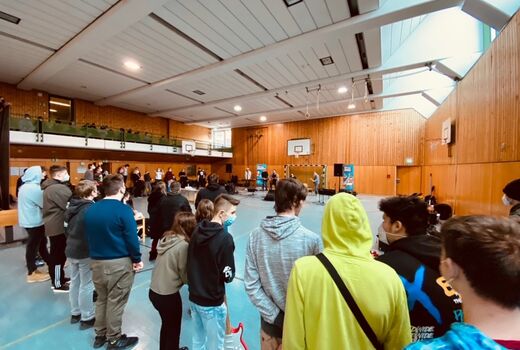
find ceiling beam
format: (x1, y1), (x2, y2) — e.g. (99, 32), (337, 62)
(152, 55), (461, 117)
(96, 0), (463, 106)
(185, 83), (456, 125)
(17, 0), (171, 90)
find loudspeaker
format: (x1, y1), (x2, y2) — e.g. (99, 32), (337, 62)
(333, 163), (343, 177)
(225, 163), (232, 173)
(264, 190), (275, 201)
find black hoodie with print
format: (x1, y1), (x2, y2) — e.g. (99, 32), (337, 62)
(377, 234), (463, 342)
(187, 219), (235, 306)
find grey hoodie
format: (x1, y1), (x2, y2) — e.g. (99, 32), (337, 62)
(42, 178), (72, 237)
(244, 215), (322, 325)
(150, 234), (189, 295)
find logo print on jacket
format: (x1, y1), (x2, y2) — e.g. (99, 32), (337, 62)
(400, 265), (442, 324)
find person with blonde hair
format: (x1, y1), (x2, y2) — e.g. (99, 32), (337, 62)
(149, 212), (197, 350)
(64, 180), (98, 329)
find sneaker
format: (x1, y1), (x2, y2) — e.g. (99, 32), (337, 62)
(27, 269), (50, 283)
(70, 315), (81, 324)
(93, 336), (107, 349)
(79, 318), (95, 330)
(107, 334), (138, 350)
(35, 258), (45, 267)
(52, 284), (70, 293)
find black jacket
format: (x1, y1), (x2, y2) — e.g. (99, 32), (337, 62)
(377, 235), (463, 342)
(194, 183), (227, 208)
(510, 203), (520, 217)
(147, 191), (165, 239)
(188, 220), (235, 306)
(159, 193), (192, 233)
(64, 198), (94, 259)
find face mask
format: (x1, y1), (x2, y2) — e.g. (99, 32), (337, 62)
(223, 214), (237, 228)
(377, 224), (389, 245)
(502, 194), (512, 206)
(62, 174), (70, 182)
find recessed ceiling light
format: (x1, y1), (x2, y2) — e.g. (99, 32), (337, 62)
(49, 109), (57, 113)
(283, 0), (303, 7)
(259, 115), (267, 122)
(347, 103), (356, 110)
(338, 86), (348, 94)
(49, 101), (71, 107)
(319, 56), (334, 66)
(234, 105), (242, 112)
(123, 61), (141, 71)
(193, 90), (206, 95)
(0, 10), (21, 24)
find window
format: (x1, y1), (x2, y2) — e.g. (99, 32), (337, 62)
(212, 128), (231, 149)
(49, 96), (73, 122)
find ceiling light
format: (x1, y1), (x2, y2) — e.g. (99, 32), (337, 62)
(123, 61), (141, 71)
(49, 101), (70, 107)
(347, 103), (356, 110)
(234, 105), (242, 112)
(259, 115), (267, 122)
(192, 90), (206, 95)
(338, 86), (348, 94)
(49, 109), (57, 113)
(283, 0), (303, 7)
(319, 56), (334, 66)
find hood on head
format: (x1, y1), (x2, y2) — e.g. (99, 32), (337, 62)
(21, 166), (42, 184)
(260, 215), (301, 240)
(157, 234), (185, 255)
(322, 193), (372, 258)
(207, 183), (221, 191)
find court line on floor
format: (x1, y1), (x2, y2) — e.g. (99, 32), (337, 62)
(0, 279), (151, 349)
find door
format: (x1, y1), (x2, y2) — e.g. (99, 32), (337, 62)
(396, 166), (422, 195)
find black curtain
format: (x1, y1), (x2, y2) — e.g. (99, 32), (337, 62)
(0, 104), (10, 210)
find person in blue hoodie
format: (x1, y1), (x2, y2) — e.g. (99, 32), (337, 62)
(245, 178), (322, 348)
(18, 166), (50, 283)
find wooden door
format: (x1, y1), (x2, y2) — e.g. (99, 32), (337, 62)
(396, 166), (422, 196)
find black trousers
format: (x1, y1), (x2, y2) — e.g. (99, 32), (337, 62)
(25, 225), (50, 274)
(49, 234), (67, 288)
(149, 289), (182, 350)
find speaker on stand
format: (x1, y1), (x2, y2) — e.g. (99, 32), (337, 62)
(334, 163), (343, 192)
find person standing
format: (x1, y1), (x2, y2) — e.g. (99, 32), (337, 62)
(188, 194), (240, 350)
(502, 178), (520, 217)
(245, 179), (322, 348)
(42, 165), (72, 292)
(179, 169), (188, 188)
(376, 196), (463, 341)
(64, 180), (97, 329)
(270, 170), (278, 190)
(16, 168), (27, 197)
(149, 212), (197, 350)
(84, 163), (95, 181)
(148, 182), (167, 261)
(310, 171), (320, 195)
(158, 181), (192, 238)
(283, 193), (411, 349)
(244, 167), (252, 188)
(18, 166), (50, 283)
(144, 171), (152, 196)
(194, 173), (227, 209)
(155, 168), (164, 182)
(261, 170), (269, 191)
(85, 174), (142, 349)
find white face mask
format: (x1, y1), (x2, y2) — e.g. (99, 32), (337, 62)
(377, 224), (389, 245)
(502, 194), (512, 206)
(62, 173), (70, 182)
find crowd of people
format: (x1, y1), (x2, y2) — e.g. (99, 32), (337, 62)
(15, 162), (520, 349)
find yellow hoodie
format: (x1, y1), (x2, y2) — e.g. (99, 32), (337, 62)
(283, 193), (412, 349)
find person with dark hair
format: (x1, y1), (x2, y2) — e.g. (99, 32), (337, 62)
(196, 199), (214, 223)
(283, 193), (411, 349)
(424, 186), (437, 206)
(194, 173), (227, 208)
(245, 167), (252, 188)
(179, 168), (188, 188)
(143, 171), (152, 196)
(188, 194), (240, 350)
(406, 216), (520, 349)
(131, 167), (144, 197)
(84, 163), (95, 181)
(377, 196), (463, 342)
(245, 178), (322, 348)
(85, 174), (142, 349)
(148, 182), (167, 261)
(158, 181), (191, 238)
(18, 166), (50, 283)
(42, 165), (72, 292)
(64, 180), (98, 329)
(149, 212), (197, 350)
(502, 178), (520, 217)
(261, 170), (269, 191)
(270, 170), (279, 190)
(310, 171), (320, 195)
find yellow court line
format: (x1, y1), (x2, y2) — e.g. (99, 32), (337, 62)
(0, 279), (151, 349)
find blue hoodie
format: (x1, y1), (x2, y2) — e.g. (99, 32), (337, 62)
(18, 166), (44, 228)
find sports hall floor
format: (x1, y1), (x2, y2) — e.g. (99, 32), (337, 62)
(0, 192), (384, 350)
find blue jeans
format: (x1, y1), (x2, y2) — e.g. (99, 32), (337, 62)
(190, 301), (227, 350)
(69, 257), (95, 321)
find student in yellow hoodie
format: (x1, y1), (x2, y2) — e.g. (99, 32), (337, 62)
(283, 193), (412, 349)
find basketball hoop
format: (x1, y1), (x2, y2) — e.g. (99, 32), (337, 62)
(294, 150), (301, 158)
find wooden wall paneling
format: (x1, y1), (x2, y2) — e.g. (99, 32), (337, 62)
(354, 165), (395, 195)
(490, 162), (520, 216)
(421, 165), (457, 207)
(454, 163), (493, 215)
(0, 83), (48, 117)
(169, 120), (211, 142)
(396, 166), (422, 195)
